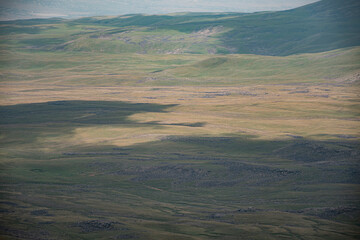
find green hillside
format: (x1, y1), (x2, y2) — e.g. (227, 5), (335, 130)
(68, 0), (360, 56)
(222, 0), (360, 55)
(1, 46), (359, 86)
(1, 0), (359, 55)
(159, 47), (360, 85)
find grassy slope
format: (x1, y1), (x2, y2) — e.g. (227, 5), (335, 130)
(67, 0), (360, 56)
(0, 46), (359, 86)
(158, 47), (360, 85)
(221, 0), (360, 55)
(1, 0), (359, 56)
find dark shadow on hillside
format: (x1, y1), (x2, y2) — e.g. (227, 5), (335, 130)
(0, 100), (177, 125)
(0, 100), (189, 146)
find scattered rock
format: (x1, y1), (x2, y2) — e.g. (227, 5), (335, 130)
(275, 140), (358, 162)
(334, 135), (357, 139)
(237, 91), (257, 96)
(237, 207), (257, 213)
(74, 220), (115, 232)
(292, 207), (360, 220)
(335, 72), (360, 84)
(31, 209), (53, 216)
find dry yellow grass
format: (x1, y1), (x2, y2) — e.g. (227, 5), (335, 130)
(1, 82), (358, 150)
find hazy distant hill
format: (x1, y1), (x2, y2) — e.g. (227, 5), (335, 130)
(0, 0), (319, 20)
(1, 0), (359, 56)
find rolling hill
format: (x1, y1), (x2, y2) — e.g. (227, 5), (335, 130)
(1, 0), (359, 56)
(0, 0), (320, 21)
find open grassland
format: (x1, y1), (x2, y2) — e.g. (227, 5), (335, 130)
(1, 82), (359, 141)
(0, 11), (360, 237)
(0, 61), (359, 239)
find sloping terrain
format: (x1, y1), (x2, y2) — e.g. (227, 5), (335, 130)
(1, 46), (359, 86)
(160, 47), (360, 85)
(1, 0), (360, 55)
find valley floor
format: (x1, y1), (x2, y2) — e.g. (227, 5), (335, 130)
(0, 80), (359, 239)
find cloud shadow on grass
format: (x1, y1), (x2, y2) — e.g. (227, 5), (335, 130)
(0, 100), (177, 125)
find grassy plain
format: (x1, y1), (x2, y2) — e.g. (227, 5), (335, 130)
(0, 6), (360, 238)
(0, 47), (360, 239)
